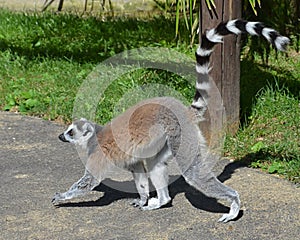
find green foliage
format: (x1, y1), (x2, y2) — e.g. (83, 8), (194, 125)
(240, 51), (300, 120)
(248, 0), (261, 15)
(225, 82), (300, 183)
(0, 10), (191, 63)
(226, 43), (300, 184)
(153, 0), (215, 43)
(4, 88), (39, 112)
(250, 141), (265, 153)
(0, 48), (93, 121)
(0, 10), (193, 122)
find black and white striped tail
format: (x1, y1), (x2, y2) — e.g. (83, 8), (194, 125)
(191, 19), (290, 110)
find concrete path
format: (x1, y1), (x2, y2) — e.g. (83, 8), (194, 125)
(1, 112), (299, 240)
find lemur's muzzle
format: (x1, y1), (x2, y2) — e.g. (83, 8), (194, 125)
(58, 133), (69, 142)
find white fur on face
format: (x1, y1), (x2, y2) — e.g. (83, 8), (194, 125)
(76, 122), (95, 147)
(64, 124), (76, 143)
(64, 121), (95, 149)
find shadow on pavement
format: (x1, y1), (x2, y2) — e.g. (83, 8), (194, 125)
(56, 160), (245, 220)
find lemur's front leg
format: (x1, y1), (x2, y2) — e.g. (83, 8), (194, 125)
(52, 170), (99, 205)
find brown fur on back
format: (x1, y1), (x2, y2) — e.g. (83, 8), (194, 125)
(96, 99), (165, 164)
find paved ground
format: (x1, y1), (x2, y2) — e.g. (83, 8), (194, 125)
(1, 111), (299, 240)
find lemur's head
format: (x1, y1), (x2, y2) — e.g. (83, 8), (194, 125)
(58, 118), (96, 144)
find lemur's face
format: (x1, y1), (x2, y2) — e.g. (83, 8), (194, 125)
(58, 119), (95, 144)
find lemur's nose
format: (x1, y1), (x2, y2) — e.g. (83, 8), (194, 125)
(58, 133), (68, 142)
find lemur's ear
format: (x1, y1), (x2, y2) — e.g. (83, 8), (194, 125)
(82, 122), (95, 137)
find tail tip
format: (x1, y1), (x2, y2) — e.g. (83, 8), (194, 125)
(275, 36), (290, 52)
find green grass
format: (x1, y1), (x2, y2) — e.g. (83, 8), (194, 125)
(225, 84), (300, 183)
(0, 10), (190, 63)
(0, 9), (193, 123)
(0, 9), (299, 183)
(224, 51), (300, 183)
(240, 51), (300, 120)
(0, 50), (93, 122)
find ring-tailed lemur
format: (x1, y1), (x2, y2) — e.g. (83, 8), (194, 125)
(52, 19), (289, 223)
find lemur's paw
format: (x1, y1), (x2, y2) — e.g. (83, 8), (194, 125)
(130, 198), (147, 208)
(51, 192), (64, 205)
(141, 198), (161, 210)
(141, 196), (171, 211)
(218, 198), (240, 223)
(218, 213), (237, 223)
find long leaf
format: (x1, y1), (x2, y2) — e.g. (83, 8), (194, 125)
(248, 0), (261, 15)
(189, 0), (193, 33)
(205, 0), (216, 10)
(175, 0), (180, 37)
(182, 0), (189, 30)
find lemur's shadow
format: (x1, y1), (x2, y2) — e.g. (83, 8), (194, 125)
(57, 161), (244, 219)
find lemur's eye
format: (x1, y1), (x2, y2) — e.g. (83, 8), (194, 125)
(68, 129), (74, 137)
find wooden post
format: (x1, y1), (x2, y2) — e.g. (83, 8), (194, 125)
(199, 0), (241, 138)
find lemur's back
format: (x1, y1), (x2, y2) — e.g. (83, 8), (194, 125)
(97, 97), (201, 165)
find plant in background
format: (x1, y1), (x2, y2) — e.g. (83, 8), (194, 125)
(174, 0), (201, 43)
(248, 0), (261, 15)
(153, 0), (216, 43)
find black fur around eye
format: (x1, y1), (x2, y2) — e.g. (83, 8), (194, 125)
(68, 129), (74, 137)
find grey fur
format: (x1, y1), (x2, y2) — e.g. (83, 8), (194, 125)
(52, 98), (240, 223)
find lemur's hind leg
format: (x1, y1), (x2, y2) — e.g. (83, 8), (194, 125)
(183, 169), (240, 223)
(142, 145), (172, 211)
(52, 170), (99, 205)
(129, 161), (150, 207)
